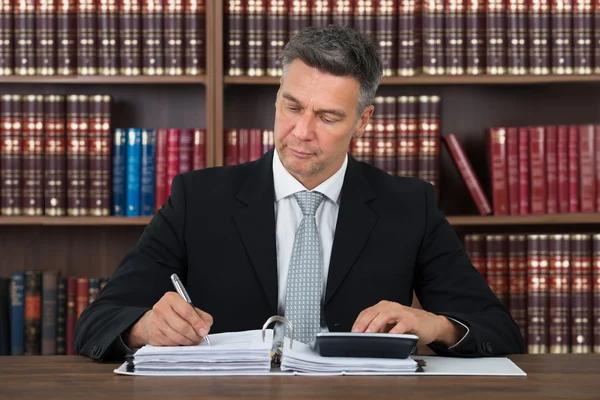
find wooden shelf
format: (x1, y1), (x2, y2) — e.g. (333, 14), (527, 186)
(0, 216), (152, 226)
(0, 76), (206, 84)
(224, 74), (600, 86)
(1, 214), (599, 227)
(447, 213), (600, 226)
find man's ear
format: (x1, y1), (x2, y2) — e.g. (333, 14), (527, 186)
(353, 105), (374, 137)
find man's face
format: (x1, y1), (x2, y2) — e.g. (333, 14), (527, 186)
(274, 59), (373, 189)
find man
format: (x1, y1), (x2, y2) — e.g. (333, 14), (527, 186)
(75, 26), (525, 362)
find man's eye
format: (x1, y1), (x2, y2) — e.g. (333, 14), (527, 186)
(287, 106), (300, 112)
(321, 117), (334, 124)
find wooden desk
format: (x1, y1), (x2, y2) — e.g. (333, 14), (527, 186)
(1, 354), (599, 399)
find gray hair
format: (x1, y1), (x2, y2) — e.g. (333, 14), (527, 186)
(280, 25), (383, 117)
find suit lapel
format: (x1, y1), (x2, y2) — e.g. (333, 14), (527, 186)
(325, 156), (377, 306)
(232, 150), (278, 313)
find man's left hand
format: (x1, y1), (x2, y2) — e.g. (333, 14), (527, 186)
(351, 300), (466, 347)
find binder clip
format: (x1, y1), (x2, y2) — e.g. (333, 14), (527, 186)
(262, 315), (294, 367)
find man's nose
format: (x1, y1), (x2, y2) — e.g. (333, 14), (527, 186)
(293, 112), (316, 140)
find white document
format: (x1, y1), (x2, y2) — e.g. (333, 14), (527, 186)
(113, 329), (526, 377)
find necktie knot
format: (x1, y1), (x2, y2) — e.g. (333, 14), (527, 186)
(293, 191), (325, 216)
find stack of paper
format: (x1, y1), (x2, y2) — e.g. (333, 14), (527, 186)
(131, 330), (273, 375)
(280, 338), (419, 374)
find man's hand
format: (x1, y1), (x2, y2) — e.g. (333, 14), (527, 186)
(124, 292), (213, 348)
(351, 300), (466, 347)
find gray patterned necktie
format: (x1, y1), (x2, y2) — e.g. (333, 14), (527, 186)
(284, 191), (325, 344)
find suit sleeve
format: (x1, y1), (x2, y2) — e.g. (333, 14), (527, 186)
(74, 174), (189, 362)
(414, 183), (526, 357)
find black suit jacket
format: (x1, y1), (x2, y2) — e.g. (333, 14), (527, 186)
(75, 150), (525, 361)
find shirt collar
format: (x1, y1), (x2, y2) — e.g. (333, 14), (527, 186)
(273, 148), (348, 205)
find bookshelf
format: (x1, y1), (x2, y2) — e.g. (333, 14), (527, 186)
(2, 0), (600, 357)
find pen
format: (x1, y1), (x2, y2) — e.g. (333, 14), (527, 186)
(170, 273), (211, 346)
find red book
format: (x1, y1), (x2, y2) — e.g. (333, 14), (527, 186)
(568, 125), (580, 212)
(506, 127), (520, 215)
(465, 234), (486, 278)
(76, 278), (88, 319)
(238, 128), (249, 164)
(192, 128), (206, 170)
(518, 127), (530, 215)
(166, 128), (180, 196)
(489, 127), (509, 215)
(545, 126), (558, 213)
(224, 129), (239, 166)
(444, 133), (492, 215)
(529, 126), (546, 214)
(249, 128), (263, 161)
(178, 128), (194, 173)
(154, 128), (168, 212)
(578, 125), (596, 212)
(557, 125), (569, 213)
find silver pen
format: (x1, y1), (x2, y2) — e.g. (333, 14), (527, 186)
(170, 273), (211, 346)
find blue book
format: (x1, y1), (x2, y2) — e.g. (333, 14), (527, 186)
(10, 271), (25, 355)
(112, 129), (127, 216)
(141, 129), (156, 216)
(126, 128), (142, 217)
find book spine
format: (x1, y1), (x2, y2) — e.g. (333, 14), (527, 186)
(154, 128), (168, 211)
(76, 278), (88, 318)
(506, 127), (520, 215)
(597, 125), (600, 212)
(44, 95), (66, 216)
(166, 128), (180, 194)
(246, 0), (266, 76)
(311, 0), (332, 28)
(398, 0), (418, 76)
(529, 126), (547, 214)
(545, 126), (558, 213)
(518, 127), (530, 215)
(528, 0), (550, 74)
(15, 0), (36, 75)
(126, 128), (142, 216)
(266, 0), (287, 76)
(289, 0), (310, 39)
(88, 278), (99, 303)
(192, 128), (206, 170)
(66, 277), (76, 355)
(224, 129), (239, 166)
(571, 234), (593, 353)
(592, 234), (600, 353)
(549, 234), (570, 353)
(77, 0), (97, 75)
(423, 0), (445, 74)
(466, 234), (487, 277)
(56, 277), (66, 355)
(568, 125), (580, 212)
(332, 0), (352, 26)
(141, 128), (156, 216)
(41, 270), (57, 355)
(354, 0), (375, 39)
(508, 235), (528, 346)
(112, 128), (126, 215)
(594, 0), (600, 73)
(466, 0), (486, 74)
(66, 95), (89, 216)
(507, 0), (528, 74)
(184, 0), (205, 75)
(24, 270), (42, 355)
(21, 95), (45, 216)
(551, 0), (573, 74)
(0, 0), (13, 75)
(486, 0), (507, 74)
(528, 235), (549, 354)
(225, 0), (245, 76)
(444, 133), (493, 215)
(578, 125), (596, 212)
(417, 96), (441, 192)
(37, 0), (57, 75)
(573, 0), (592, 74)
(10, 271), (25, 355)
(178, 128), (193, 173)
(383, 96), (397, 175)
(489, 127), (509, 215)
(57, 0), (77, 75)
(372, 97), (386, 172)
(0, 278), (10, 355)
(248, 128), (262, 161)
(98, 0), (119, 75)
(396, 96), (418, 177)
(1, 94), (23, 216)
(237, 128), (249, 164)
(88, 95), (112, 216)
(142, 0), (164, 75)
(119, 0), (142, 75)
(445, 0), (465, 75)
(376, 0), (397, 77)
(164, 0), (184, 75)
(486, 235), (509, 308)
(557, 125), (570, 212)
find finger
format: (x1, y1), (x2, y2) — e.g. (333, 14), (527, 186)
(157, 320), (198, 346)
(195, 308), (213, 329)
(364, 311), (396, 333)
(168, 294), (211, 335)
(352, 308), (380, 332)
(163, 307), (203, 344)
(388, 322), (411, 335)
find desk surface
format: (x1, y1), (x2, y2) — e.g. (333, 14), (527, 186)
(1, 354), (599, 399)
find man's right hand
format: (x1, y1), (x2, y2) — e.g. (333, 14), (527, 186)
(124, 291), (213, 348)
